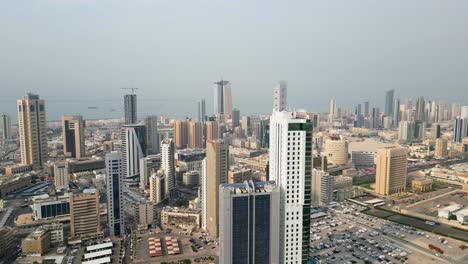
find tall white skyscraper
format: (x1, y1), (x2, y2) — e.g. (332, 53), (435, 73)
(161, 138), (175, 197)
(106, 151), (125, 237)
(273, 80), (287, 112)
(197, 99), (206, 122)
(269, 111), (312, 263)
(329, 99), (336, 125)
(214, 80), (232, 120)
(144, 115), (159, 155)
(121, 124), (147, 184)
(17, 93), (48, 170)
(1, 113), (11, 139)
(219, 181), (280, 264)
(124, 94), (137, 124)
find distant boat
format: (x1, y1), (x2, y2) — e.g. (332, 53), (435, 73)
(88, 106), (98, 109)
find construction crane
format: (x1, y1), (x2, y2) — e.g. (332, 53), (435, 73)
(120, 87), (139, 94)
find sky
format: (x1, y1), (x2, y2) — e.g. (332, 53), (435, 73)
(1, 0), (467, 121)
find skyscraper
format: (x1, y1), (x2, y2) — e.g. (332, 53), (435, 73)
(161, 138), (175, 197)
(371, 107), (380, 129)
(205, 121), (219, 141)
(259, 118), (270, 148)
(273, 80), (287, 112)
(453, 117), (467, 143)
(149, 171), (165, 204)
(354, 103), (364, 128)
(69, 189), (102, 241)
(144, 115), (159, 155)
(17, 93), (48, 170)
(204, 140), (229, 238)
(241, 116), (250, 137)
(1, 113), (11, 139)
(269, 111), (312, 263)
(124, 94), (137, 124)
(197, 99), (206, 122)
(429, 124), (441, 140)
(62, 115), (86, 158)
(398, 121), (414, 144)
(121, 124), (147, 183)
(435, 138), (448, 159)
(385, 89), (395, 116)
(329, 99), (336, 125)
(416, 96), (425, 122)
(375, 146), (408, 196)
(106, 151), (125, 237)
(393, 98), (400, 126)
(174, 120), (189, 148)
(214, 80), (232, 120)
(231, 108), (240, 128)
(188, 121), (204, 148)
(219, 181), (280, 264)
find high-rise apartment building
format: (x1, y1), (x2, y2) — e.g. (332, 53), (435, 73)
(269, 111), (312, 263)
(325, 137), (349, 165)
(121, 124), (146, 182)
(197, 99), (206, 122)
(124, 94), (137, 124)
(174, 120), (189, 148)
(62, 115), (86, 158)
(205, 121), (219, 141)
(139, 154), (161, 189)
(311, 169), (334, 206)
(214, 80), (233, 120)
(188, 121), (204, 148)
(204, 140), (229, 238)
(375, 147), (408, 196)
(1, 113), (11, 139)
(69, 189), (102, 240)
(17, 93), (48, 170)
(144, 115), (159, 155)
(149, 171), (165, 204)
(435, 138), (448, 159)
(385, 90), (395, 116)
(161, 138), (175, 197)
(106, 151), (125, 237)
(219, 181), (280, 264)
(273, 80), (287, 112)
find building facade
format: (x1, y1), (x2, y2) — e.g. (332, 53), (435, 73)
(62, 115), (86, 158)
(375, 147), (408, 196)
(106, 151), (125, 237)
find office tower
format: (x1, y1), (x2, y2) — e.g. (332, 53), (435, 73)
(453, 117), (467, 143)
(124, 94), (137, 124)
(205, 121), (219, 141)
(451, 103), (461, 120)
(174, 120), (189, 148)
(121, 124), (146, 182)
(62, 115), (86, 158)
(214, 79), (233, 119)
(393, 98), (400, 126)
(241, 116), (250, 137)
(362, 101), (370, 117)
(329, 99), (336, 125)
(354, 104), (364, 128)
(416, 96), (425, 122)
(204, 140), (229, 237)
(398, 121), (414, 144)
(413, 121), (426, 140)
(371, 107), (380, 129)
(385, 90), (394, 116)
(259, 118), (270, 148)
(17, 93), (48, 170)
(269, 111), (312, 263)
(435, 138), (448, 159)
(69, 189), (101, 240)
(438, 101), (447, 121)
(197, 99), (206, 122)
(161, 138), (175, 197)
(311, 169), (334, 206)
(219, 181), (280, 264)
(106, 151), (124, 237)
(462, 106), (468, 119)
(144, 115), (159, 155)
(325, 137), (349, 165)
(231, 108), (240, 128)
(375, 146), (408, 196)
(1, 113), (11, 139)
(149, 171), (165, 204)
(189, 121), (204, 148)
(430, 124), (441, 140)
(425, 101), (432, 123)
(139, 154), (161, 189)
(273, 80), (287, 112)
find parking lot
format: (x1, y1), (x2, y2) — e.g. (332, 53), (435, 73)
(406, 190), (468, 217)
(309, 202), (468, 264)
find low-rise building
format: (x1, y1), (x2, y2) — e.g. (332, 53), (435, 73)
(5, 164), (33, 176)
(161, 207), (201, 228)
(438, 204), (463, 219)
(0, 174), (32, 198)
(32, 194), (70, 220)
(21, 227), (51, 255)
(454, 208), (468, 224)
(409, 178), (433, 192)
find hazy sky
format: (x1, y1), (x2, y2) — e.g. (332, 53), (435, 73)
(1, 0), (467, 120)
